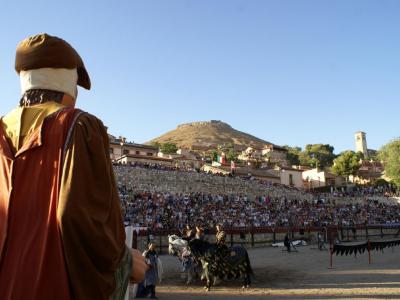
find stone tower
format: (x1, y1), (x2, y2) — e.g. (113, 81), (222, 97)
(355, 131), (368, 158)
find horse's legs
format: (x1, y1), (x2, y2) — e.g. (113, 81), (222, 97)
(187, 267), (194, 284)
(206, 275), (214, 292)
(195, 263), (202, 280)
(213, 276), (218, 286)
(244, 272), (251, 288)
(204, 276), (211, 292)
(241, 271), (250, 289)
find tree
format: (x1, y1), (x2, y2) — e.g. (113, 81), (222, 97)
(356, 151), (365, 160)
(160, 142), (178, 154)
(210, 150), (219, 162)
(367, 150), (379, 161)
(303, 144), (336, 169)
(332, 151), (362, 182)
(379, 139), (400, 186)
(226, 148), (238, 162)
(374, 178), (390, 186)
(298, 151), (315, 167)
(283, 145), (301, 166)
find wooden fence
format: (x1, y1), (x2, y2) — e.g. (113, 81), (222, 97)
(126, 224), (400, 253)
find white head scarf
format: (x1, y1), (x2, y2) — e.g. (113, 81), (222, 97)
(20, 67), (78, 99)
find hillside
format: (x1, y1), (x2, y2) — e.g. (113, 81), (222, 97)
(148, 120), (272, 151)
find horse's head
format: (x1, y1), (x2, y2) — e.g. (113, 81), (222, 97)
(168, 235), (177, 255)
(168, 244), (176, 256)
(168, 234), (179, 244)
(168, 235), (188, 256)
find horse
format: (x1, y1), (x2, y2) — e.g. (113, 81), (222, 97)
(188, 239), (253, 291)
(168, 235), (197, 284)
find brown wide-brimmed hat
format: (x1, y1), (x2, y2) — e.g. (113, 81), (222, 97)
(15, 33), (91, 90)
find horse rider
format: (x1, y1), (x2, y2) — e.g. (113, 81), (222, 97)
(195, 226), (205, 240)
(184, 224), (195, 241)
(216, 224), (226, 245)
(215, 224), (230, 257)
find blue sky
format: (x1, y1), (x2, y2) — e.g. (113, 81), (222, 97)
(0, 0), (398, 153)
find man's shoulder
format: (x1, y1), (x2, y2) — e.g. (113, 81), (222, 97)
(73, 110), (106, 131)
(68, 110), (109, 144)
(74, 109), (101, 123)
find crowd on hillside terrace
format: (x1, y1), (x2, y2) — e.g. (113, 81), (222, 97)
(113, 163), (398, 201)
(119, 188), (400, 231)
(309, 184), (398, 199)
(113, 161), (198, 172)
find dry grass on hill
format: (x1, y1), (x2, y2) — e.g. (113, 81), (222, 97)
(148, 120), (272, 151)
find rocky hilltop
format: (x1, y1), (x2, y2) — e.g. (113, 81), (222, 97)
(148, 120), (272, 151)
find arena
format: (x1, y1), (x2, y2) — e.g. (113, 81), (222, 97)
(148, 245), (400, 299)
(120, 164), (400, 299)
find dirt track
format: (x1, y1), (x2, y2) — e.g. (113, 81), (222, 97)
(130, 244), (400, 299)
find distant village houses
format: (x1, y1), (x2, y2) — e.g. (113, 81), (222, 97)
(109, 135), (201, 169)
(109, 135), (171, 166)
(108, 129), (386, 190)
(237, 145), (289, 167)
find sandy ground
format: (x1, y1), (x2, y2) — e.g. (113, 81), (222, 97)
(130, 244), (400, 300)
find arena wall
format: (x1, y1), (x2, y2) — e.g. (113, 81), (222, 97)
(131, 226), (400, 253)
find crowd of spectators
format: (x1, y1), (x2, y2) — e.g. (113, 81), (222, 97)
(119, 189), (400, 231)
(116, 163), (399, 231)
(311, 184), (398, 199)
(114, 162), (397, 199)
(113, 161), (198, 172)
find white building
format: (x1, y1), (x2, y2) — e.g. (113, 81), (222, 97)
(109, 135), (158, 161)
(277, 167), (304, 188)
(302, 168), (344, 189)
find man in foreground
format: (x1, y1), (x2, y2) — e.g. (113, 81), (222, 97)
(0, 33), (146, 299)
